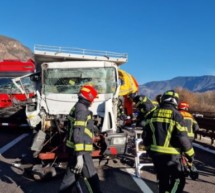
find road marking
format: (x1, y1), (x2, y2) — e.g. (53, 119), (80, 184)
(122, 142), (215, 193)
(0, 133), (29, 154)
(193, 142), (215, 154)
(125, 168), (153, 193)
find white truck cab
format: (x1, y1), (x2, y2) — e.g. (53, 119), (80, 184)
(26, 45), (128, 133)
(11, 45), (129, 160)
(37, 60), (120, 133)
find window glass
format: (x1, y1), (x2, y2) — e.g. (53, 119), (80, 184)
(43, 67), (117, 94)
(17, 76), (36, 93)
(0, 78), (20, 93)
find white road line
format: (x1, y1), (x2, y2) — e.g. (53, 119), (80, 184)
(0, 133), (29, 154)
(193, 142), (215, 154)
(122, 142), (215, 193)
(125, 168), (154, 193)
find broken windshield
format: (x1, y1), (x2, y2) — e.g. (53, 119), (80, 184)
(0, 78), (21, 94)
(43, 67), (117, 94)
(12, 76), (37, 95)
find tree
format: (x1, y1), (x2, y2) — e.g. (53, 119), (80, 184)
(176, 87), (215, 117)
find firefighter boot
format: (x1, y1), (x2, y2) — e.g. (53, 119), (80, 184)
(88, 174), (103, 193)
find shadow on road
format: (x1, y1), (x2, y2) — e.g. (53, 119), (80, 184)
(0, 154), (63, 193)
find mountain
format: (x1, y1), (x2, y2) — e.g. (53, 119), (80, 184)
(139, 75), (215, 99)
(0, 35), (33, 61)
(1, 35), (215, 100)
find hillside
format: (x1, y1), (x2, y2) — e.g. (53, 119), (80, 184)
(1, 35), (215, 101)
(0, 35), (33, 61)
(139, 75), (215, 99)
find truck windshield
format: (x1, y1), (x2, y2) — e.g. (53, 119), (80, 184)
(43, 67), (117, 94)
(13, 76), (36, 94)
(0, 78), (21, 94)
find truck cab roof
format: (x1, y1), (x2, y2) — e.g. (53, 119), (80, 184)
(34, 44), (128, 66)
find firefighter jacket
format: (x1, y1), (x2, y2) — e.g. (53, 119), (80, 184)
(66, 96), (94, 155)
(136, 96), (156, 126)
(143, 103), (195, 159)
(179, 110), (199, 140)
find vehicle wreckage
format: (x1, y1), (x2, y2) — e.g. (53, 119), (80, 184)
(13, 45), (140, 180)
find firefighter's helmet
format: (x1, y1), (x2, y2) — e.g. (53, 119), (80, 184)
(155, 94), (162, 104)
(132, 95), (144, 107)
(161, 90), (179, 106)
(133, 95), (141, 104)
(80, 84), (98, 102)
(178, 102), (189, 111)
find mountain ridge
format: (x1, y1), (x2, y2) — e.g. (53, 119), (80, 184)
(0, 35), (33, 61)
(139, 75), (215, 99)
(1, 35), (214, 100)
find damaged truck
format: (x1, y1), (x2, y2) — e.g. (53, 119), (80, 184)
(13, 44), (129, 180)
(0, 59), (35, 128)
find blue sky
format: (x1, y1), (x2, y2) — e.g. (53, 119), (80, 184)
(1, 0), (215, 84)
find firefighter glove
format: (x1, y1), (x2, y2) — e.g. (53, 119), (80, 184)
(185, 155), (194, 164)
(74, 155), (84, 173)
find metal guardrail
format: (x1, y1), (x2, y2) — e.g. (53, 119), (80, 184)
(195, 117), (215, 145)
(195, 117), (215, 130)
(34, 44), (128, 60)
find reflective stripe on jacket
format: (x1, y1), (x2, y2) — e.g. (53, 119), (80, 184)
(143, 103), (195, 158)
(66, 98), (94, 153)
(136, 95), (156, 126)
(180, 110), (199, 139)
(137, 96), (156, 116)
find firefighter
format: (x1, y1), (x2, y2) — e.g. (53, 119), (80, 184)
(155, 94), (162, 106)
(132, 95), (156, 127)
(58, 84), (102, 193)
(178, 102), (199, 142)
(142, 90), (195, 193)
(123, 94), (134, 125)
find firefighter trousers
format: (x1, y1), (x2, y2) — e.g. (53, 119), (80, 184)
(152, 155), (186, 193)
(58, 153), (102, 193)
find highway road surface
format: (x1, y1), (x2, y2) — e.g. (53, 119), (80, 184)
(0, 128), (214, 193)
